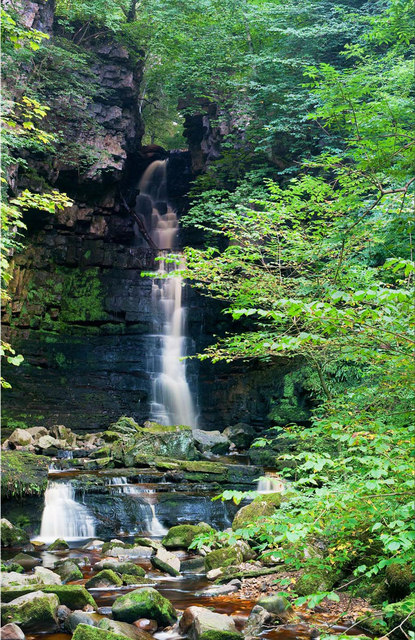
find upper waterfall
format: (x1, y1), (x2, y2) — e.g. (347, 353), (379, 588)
(137, 160), (198, 427)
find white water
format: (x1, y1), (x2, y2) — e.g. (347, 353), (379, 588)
(38, 480), (96, 542)
(256, 475), (285, 494)
(138, 160), (197, 427)
(108, 476), (167, 536)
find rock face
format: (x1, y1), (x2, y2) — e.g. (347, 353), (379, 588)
(112, 588), (177, 626)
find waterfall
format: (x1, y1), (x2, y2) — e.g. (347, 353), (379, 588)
(137, 160), (197, 427)
(108, 476), (167, 536)
(38, 480), (95, 542)
(256, 475), (285, 494)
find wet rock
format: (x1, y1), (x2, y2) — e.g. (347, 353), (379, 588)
(10, 554), (41, 570)
(1, 573), (38, 588)
(223, 423), (255, 450)
(82, 540), (105, 550)
(56, 605), (71, 623)
(133, 537), (162, 550)
(122, 575), (153, 586)
(179, 606), (240, 640)
(133, 619), (158, 633)
(162, 523), (214, 550)
(181, 556), (206, 574)
(8, 430), (33, 448)
(204, 547), (243, 572)
(206, 568), (223, 580)
(102, 542), (152, 558)
(85, 569), (123, 588)
(232, 493), (283, 531)
(192, 429), (230, 455)
(0, 623), (26, 639)
(1, 586), (97, 610)
(151, 548), (180, 577)
(47, 538), (69, 551)
(54, 559), (83, 583)
(1, 452), (49, 500)
(1, 520), (30, 548)
(1, 590), (59, 629)
(33, 567), (62, 585)
(98, 618), (154, 640)
(112, 587), (177, 626)
(196, 582), (240, 597)
(235, 540), (255, 561)
(94, 560), (145, 577)
(72, 623), (130, 640)
(244, 605), (273, 640)
(257, 595), (293, 621)
(50, 425), (77, 446)
(64, 611), (97, 632)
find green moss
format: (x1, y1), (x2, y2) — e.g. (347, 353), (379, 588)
(97, 562), (145, 576)
(1, 562), (24, 573)
(48, 538), (69, 551)
(1, 585), (97, 610)
(112, 587), (177, 626)
(199, 632), (242, 640)
(204, 547), (243, 572)
(295, 569), (338, 596)
(268, 368), (314, 426)
(383, 595), (415, 632)
(1, 520), (30, 547)
(122, 574), (153, 585)
(1, 590), (59, 629)
(163, 523), (215, 549)
(232, 493), (283, 531)
(385, 563), (414, 599)
(59, 267), (107, 323)
(85, 569), (123, 588)
(72, 623), (128, 640)
(1, 452), (49, 499)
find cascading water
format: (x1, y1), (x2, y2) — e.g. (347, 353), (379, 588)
(108, 476), (167, 536)
(137, 160), (197, 427)
(38, 480), (96, 542)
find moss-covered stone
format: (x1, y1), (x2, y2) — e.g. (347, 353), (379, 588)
(1, 585), (97, 610)
(98, 618), (154, 640)
(122, 574), (153, 586)
(54, 559), (83, 583)
(85, 569), (123, 588)
(95, 561), (145, 576)
(232, 493), (283, 531)
(1, 590), (59, 629)
(199, 632), (242, 640)
(163, 523), (214, 549)
(257, 594), (293, 620)
(385, 563), (414, 599)
(1, 562), (24, 574)
(112, 587), (177, 626)
(72, 623), (128, 640)
(1, 452), (49, 499)
(383, 595), (415, 632)
(204, 547), (243, 572)
(151, 555), (180, 577)
(109, 416), (141, 434)
(48, 538), (70, 551)
(295, 569), (338, 596)
(1, 519), (30, 548)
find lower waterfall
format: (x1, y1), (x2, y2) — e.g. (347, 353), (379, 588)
(108, 476), (167, 536)
(38, 480), (96, 542)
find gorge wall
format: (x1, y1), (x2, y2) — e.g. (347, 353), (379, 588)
(2, 1), (311, 432)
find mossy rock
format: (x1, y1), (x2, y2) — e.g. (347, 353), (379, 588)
(1, 452), (49, 499)
(385, 563), (415, 599)
(199, 632), (243, 640)
(163, 523), (214, 549)
(204, 547), (243, 572)
(95, 561), (145, 576)
(1, 585), (97, 610)
(85, 569), (123, 588)
(122, 574), (153, 586)
(112, 587), (177, 626)
(48, 538), (69, 551)
(295, 569), (338, 596)
(383, 595), (415, 632)
(72, 623), (128, 640)
(232, 493), (283, 531)
(54, 559), (83, 583)
(102, 431), (121, 442)
(102, 541), (130, 553)
(151, 555), (180, 577)
(257, 594), (293, 621)
(110, 416), (141, 434)
(1, 562), (24, 574)
(1, 590), (59, 629)
(98, 618), (154, 640)
(1, 519), (30, 548)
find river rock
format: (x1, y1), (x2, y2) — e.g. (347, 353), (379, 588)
(1, 586), (97, 610)
(57, 605), (71, 623)
(50, 425), (77, 446)
(54, 559), (83, 582)
(1, 590), (59, 629)
(82, 540), (105, 550)
(206, 568), (223, 580)
(65, 611), (97, 632)
(1, 520), (30, 548)
(48, 538), (70, 551)
(0, 623), (26, 639)
(179, 606), (240, 640)
(85, 570), (123, 588)
(196, 582), (240, 597)
(33, 567), (62, 585)
(1, 562), (24, 574)
(72, 623), (131, 640)
(99, 618), (154, 639)
(257, 595), (293, 621)
(8, 429), (33, 448)
(134, 537), (163, 550)
(204, 547), (243, 572)
(1, 567), (61, 588)
(94, 560), (145, 576)
(112, 587), (177, 626)
(102, 542), (152, 558)
(162, 523), (214, 550)
(133, 619), (158, 633)
(181, 556), (206, 574)
(244, 605), (273, 640)
(232, 493), (283, 531)
(192, 429), (230, 455)
(10, 554), (41, 570)
(151, 548), (180, 576)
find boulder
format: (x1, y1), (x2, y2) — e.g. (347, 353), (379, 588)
(257, 595), (293, 622)
(151, 548), (180, 577)
(112, 587), (177, 626)
(82, 540), (105, 550)
(65, 611), (96, 633)
(1, 520), (30, 548)
(244, 605), (273, 640)
(385, 563), (415, 599)
(33, 567), (62, 585)
(204, 547), (243, 572)
(295, 569), (337, 596)
(98, 618), (154, 640)
(0, 623), (26, 639)
(1, 562), (24, 574)
(179, 606), (240, 640)
(122, 576), (154, 586)
(9, 430), (33, 448)
(54, 559), (83, 583)
(162, 523), (214, 550)
(1, 567), (61, 588)
(102, 542), (152, 558)
(1, 586), (97, 610)
(199, 633), (243, 640)
(10, 554), (41, 570)
(181, 556), (206, 574)
(94, 560), (145, 576)
(56, 605), (71, 623)
(196, 582), (240, 597)
(1, 590), (59, 629)
(85, 570), (123, 588)
(27, 427), (48, 438)
(50, 425), (77, 446)
(37, 435), (61, 450)
(72, 623), (129, 640)
(192, 429), (230, 455)
(206, 568), (223, 581)
(232, 493), (283, 531)
(223, 423), (255, 450)
(47, 538), (69, 551)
